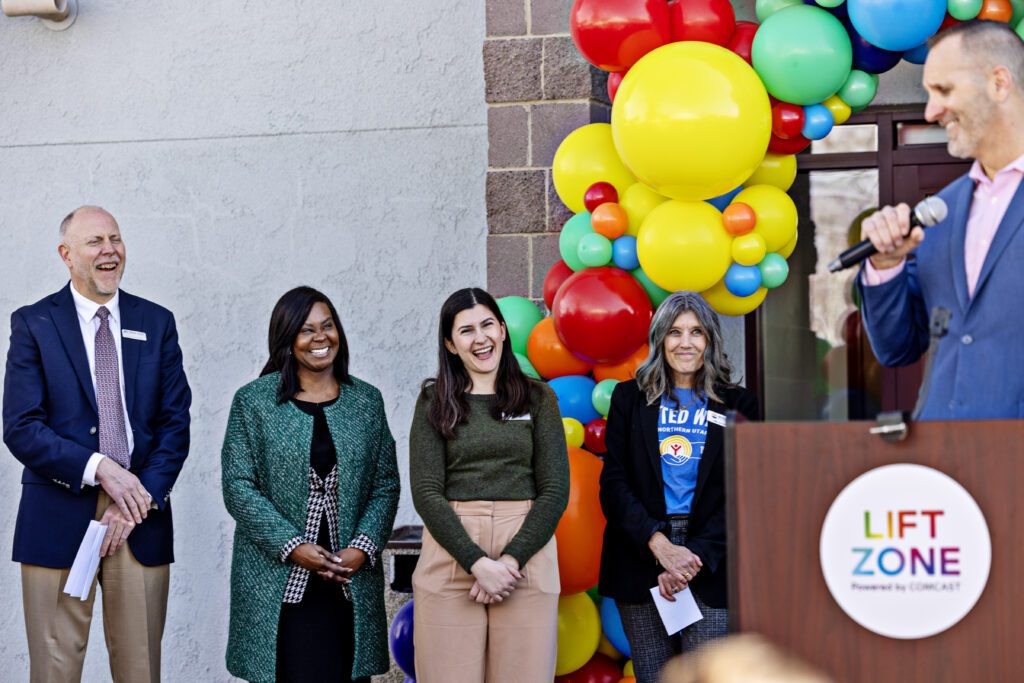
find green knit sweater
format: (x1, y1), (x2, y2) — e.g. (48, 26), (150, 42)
(409, 382), (569, 572)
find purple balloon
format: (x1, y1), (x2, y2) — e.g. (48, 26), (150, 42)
(389, 600), (415, 679)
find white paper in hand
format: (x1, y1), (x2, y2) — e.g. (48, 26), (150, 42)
(649, 585), (703, 635)
(63, 521), (107, 601)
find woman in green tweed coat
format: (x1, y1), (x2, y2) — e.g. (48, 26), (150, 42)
(222, 287), (400, 683)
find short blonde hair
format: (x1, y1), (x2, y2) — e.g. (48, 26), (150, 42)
(659, 634), (833, 683)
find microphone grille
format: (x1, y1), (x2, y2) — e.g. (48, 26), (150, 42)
(914, 196), (948, 227)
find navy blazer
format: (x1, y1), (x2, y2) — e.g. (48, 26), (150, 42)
(859, 173), (1024, 419)
(3, 283), (191, 567)
(598, 379), (758, 608)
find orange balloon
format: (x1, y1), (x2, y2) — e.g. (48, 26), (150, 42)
(555, 447), (606, 594)
(527, 317), (593, 379)
(593, 343), (649, 383)
(619, 678), (637, 683)
(979, 0), (1013, 21)
(591, 202), (629, 240)
(722, 202), (756, 236)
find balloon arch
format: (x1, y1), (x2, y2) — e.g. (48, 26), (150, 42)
(391, 2), (1022, 680)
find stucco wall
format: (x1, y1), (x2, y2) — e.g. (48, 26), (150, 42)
(0, 1), (485, 680)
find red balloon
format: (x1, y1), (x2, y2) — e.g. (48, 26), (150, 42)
(726, 20), (758, 64)
(584, 182), (620, 213)
(555, 653), (623, 683)
(668, 0), (736, 46)
(768, 132), (811, 155)
(584, 418), (607, 454)
(771, 102), (805, 140)
(570, 0), (671, 72)
(555, 446), (606, 594)
(553, 267), (653, 364)
(607, 71), (624, 103)
(544, 260), (576, 310)
(939, 12), (961, 32)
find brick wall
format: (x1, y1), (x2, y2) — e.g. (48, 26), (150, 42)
(484, 0), (609, 303)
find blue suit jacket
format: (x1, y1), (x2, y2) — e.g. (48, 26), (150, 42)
(859, 174), (1024, 419)
(3, 283), (191, 567)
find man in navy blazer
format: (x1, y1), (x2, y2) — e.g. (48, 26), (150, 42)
(858, 21), (1024, 420)
(3, 206), (191, 682)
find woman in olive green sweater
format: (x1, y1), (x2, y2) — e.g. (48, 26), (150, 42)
(222, 287), (399, 683)
(410, 287), (569, 683)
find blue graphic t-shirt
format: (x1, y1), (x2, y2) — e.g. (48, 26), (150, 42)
(659, 388), (709, 514)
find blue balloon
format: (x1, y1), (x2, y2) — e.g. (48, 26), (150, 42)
(549, 375), (600, 425)
(389, 600), (416, 679)
(600, 598), (632, 658)
(847, 0), (945, 52)
(801, 104), (835, 140)
(611, 236), (640, 271)
(724, 263), (763, 297)
(903, 42), (929, 65)
(706, 186), (742, 212)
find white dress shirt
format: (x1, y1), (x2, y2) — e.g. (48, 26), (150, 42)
(69, 284), (134, 486)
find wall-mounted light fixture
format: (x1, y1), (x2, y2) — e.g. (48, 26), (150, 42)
(2, 0), (77, 31)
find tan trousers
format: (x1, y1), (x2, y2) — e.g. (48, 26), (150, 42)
(21, 492), (170, 683)
(412, 500), (560, 683)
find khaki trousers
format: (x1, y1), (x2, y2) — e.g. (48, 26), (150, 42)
(21, 492), (170, 683)
(412, 500), (560, 683)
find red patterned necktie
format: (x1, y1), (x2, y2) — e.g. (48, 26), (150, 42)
(95, 306), (130, 468)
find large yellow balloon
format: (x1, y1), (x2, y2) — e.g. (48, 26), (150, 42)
(620, 182), (668, 237)
(637, 200), (732, 293)
(553, 124), (637, 214)
(743, 153), (797, 191)
(776, 230), (798, 259)
(733, 184), (797, 252)
(702, 278), (768, 316)
(612, 42), (772, 201)
(597, 634), (625, 661)
(556, 592), (601, 676)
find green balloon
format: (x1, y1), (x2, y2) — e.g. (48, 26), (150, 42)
(947, 0), (982, 21)
(585, 585), (603, 607)
(755, 0), (803, 22)
(752, 5), (853, 106)
(838, 70), (878, 109)
(497, 296), (543, 356)
(559, 212), (592, 272)
(1011, 0), (1024, 26)
(515, 351), (541, 380)
(577, 232), (613, 268)
(758, 253), (790, 289)
(815, 0), (845, 6)
(592, 379), (619, 417)
(631, 267), (671, 307)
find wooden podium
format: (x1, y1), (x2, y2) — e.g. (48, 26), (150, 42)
(726, 418), (1024, 681)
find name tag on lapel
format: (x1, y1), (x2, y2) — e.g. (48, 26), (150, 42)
(505, 413), (531, 421)
(122, 329), (147, 341)
(707, 410), (727, 427)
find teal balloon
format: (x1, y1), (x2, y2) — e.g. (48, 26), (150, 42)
(816, 0), (846, 6)
(838, 70), (878, 109)
(947, 0), (981, 20)
(752, 5), (853, 105)
(515, 351), (541, 380)
(1018, 18), (1024, 43)
(559, 212), (593, 272)
(755, 0), (803, 22)
(592, 379), (619, 417)
(631, 267), (672, 307)
(577, 232), (613, 268)
(759, 253), (790, 289)
(1011, 0), (1024, 25)
(497, 296), (543, 355)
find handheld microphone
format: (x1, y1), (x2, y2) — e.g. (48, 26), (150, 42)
(827, 196), (948, 273)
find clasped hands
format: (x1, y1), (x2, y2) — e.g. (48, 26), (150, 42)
(289, 544), (368, 584)
(468, 555), (522, 604)
(95, 457), (154, 558)
(649, 531), (703, 602)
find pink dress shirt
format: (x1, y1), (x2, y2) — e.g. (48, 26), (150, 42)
(863, 153), (1024, 298)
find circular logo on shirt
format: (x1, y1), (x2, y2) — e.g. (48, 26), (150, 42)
(660, 435), (693, 465)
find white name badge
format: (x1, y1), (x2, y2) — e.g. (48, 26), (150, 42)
(505, 414), (531, 421)
(122, 329), (147, 341)
(707, 410), (727, 427)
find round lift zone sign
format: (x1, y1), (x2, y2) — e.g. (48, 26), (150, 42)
(819, 464), (991, 639)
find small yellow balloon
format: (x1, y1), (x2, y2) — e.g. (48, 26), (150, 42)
(743, 153), (797, 191)
(612, 42), (772, 201)
(624, 660), (635, 676)
(731, 233), (768, 266)
(597, 634), (624, 661)
(620, 182), (668, 237)
(553, 124), (637, 214)
(733, 184), (798, 252)
(776, 230), (798, 259)
(702, 278), (768, 316)
(823, 94), (852, 125)
(556, 592), (601, 676)
(563, 418), (585, 448)
(637, 200), (732, 293)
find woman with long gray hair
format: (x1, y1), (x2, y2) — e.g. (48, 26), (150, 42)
(597, 291), (759, 683)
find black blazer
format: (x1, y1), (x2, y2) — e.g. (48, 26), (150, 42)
(597, 379), (758, 608)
